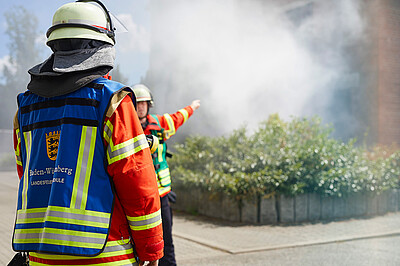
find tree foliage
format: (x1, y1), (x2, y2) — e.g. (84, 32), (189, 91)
(169, 114), (400, 202)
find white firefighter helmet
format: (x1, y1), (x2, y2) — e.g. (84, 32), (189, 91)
(46, 0), (115, 45)
(132, 84), (154, 107)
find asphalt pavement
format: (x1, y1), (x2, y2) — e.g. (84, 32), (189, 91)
(1, 171), (399, 265)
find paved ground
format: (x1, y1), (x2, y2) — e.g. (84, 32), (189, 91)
(1, 171), (399, 265)
(173, 211), (400, 265)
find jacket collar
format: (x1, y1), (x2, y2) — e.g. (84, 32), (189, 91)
(145, 115), (161, 131)
(27, 45), (114, 98)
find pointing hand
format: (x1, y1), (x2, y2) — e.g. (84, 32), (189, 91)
(190, 99), (200, 111)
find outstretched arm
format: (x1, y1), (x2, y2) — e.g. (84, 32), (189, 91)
(157, 99), (201, 140)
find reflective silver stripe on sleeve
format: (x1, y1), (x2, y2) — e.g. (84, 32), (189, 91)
(107, 134), (148, 164)
(129, 215), (161, 227)
(127, 209), (162, 231)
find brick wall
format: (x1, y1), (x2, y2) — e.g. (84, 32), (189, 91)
(376, 0), (400, 145)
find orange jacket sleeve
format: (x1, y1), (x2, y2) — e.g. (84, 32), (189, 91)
(104, 94), (163, 261)
(156, 105), (194, 139)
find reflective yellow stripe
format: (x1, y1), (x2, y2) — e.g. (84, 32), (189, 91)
(158, 186), (171, 196)
(128, 209), (161, 221)
(87, 258), (137, 266)
(27, 261), (46, 266)
(30, 239), (136, 263)
(15, 128), (22, 166)
(16, 206), (110, 226)
(158, 168), (170, 178)
(48, 205), (110, 218)
(129, 220), (162, 231)
(15, 129), (21, 156)
(157, 168), (171, 187)
(104, 121), (149, 164)
(82, 127), (96, 209)
(17, 206), (109, 218)
(31, 248), (134, 260)
(106, 239), (130, 247)
(163, 113), (176, 140)
(107, 134), (149, 164)
(127, 209), (162, 231)
(22, 131), (32, 210)
(159, 178), (171, 187)
(26, 262), (139, 266)
(15, 227), (104, 239)
(28, 262), (46, 266)
(16, 217), (45, 224)
(96, 249), (135, 259)
(157, 142), (164, 162)
(178, 108), (189, 123)
(71, 126), (86, 208)
(71, 126), (97, 210)
(18, 207), (47, 214)
(15, 238), (104, 249)
(14, 206), (111, 250)
(158, 179), (171, 188)
(103, 120), (113, 144)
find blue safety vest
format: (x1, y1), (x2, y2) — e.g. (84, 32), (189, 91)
(12, 78), (129, 256)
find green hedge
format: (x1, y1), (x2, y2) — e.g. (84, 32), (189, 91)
(169, 114), (400, 202)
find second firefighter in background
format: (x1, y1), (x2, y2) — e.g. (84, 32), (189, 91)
(132, 84), (200, 266)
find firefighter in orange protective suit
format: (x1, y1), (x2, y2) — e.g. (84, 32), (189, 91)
(132, 84), (200, 266)
(11, 1), (163, 265)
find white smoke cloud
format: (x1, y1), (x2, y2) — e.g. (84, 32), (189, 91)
(0, 55), (11, 72)
(149, 0), (365, 136)
(116, 13), (150, 53)
(0, 55), (15, 84)
(36, 33), (47, 47)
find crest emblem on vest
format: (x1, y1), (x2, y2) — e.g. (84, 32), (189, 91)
(46, 131), (60, 161)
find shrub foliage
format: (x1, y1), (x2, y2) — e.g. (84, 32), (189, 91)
(169, 114), (400, 202)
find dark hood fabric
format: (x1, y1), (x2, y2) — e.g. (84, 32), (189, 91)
(27, 42), (115, 98)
